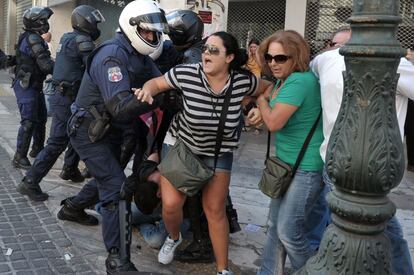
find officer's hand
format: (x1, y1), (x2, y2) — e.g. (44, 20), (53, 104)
(248, 108), (263, 127)
(119, 174), (139, 202)
(134, 88), (154, 105)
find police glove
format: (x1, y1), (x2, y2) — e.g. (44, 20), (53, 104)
(120, 174), (139, 202)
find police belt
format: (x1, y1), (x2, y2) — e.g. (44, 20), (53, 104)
(81, 105), (112, 143)
(52, 80), (79, 98)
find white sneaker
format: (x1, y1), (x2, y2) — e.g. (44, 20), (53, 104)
(158, 233), (182, 265)
(217, 269), (234, 275)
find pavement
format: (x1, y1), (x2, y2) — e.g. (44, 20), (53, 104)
(0, 69), (413, 274)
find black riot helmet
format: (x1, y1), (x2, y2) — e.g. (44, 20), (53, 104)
(71, 5), (105, 41)
(23, 6), (53, 35)
(166, 10), (204, 46)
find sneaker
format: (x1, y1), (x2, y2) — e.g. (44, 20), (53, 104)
(217, 269), (234, 275)
(158, 233), (182, 265)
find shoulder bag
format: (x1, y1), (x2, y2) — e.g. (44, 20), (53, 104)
(158, 73), (234, 196)
(258, 109), (322, 199)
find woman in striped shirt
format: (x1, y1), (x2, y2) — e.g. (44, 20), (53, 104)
(135, 31), (271, 275)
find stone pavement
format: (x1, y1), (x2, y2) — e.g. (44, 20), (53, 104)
(0, 70), (413, 274)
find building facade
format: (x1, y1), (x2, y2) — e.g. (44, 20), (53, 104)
(1, 0), (413, 58)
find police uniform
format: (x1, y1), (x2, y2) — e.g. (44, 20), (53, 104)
(154, 40), (181, 74)
(68, 32), (161, 252)
(24, 31), (95, 185)
(13, 30), (54, 167)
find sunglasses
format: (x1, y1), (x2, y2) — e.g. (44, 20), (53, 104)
(201, 44), (221, 55)
(264, 53), (291, 64)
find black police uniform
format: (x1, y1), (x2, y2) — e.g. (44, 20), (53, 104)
(13, 30), (54, 168)
(67, 32), (160, 258)
(23, 31), (95, 187)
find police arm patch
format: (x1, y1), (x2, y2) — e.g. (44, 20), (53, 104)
(108, 66), (123, 82)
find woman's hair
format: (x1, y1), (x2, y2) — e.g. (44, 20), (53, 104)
(249, 38), (260, 47)
(210, 31), (248, 72)
(258, 30), (310, 77)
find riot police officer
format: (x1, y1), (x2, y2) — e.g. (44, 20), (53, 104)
(56, 1), (167, 273)
(17, 5), (105, 202)
(12, 6), (54, 169)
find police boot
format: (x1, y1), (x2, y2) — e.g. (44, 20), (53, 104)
(59, 165), (85, 183)
(57, 197), (98, 226)
(29, 145), (44, 158)
(30, 124), (45, 158)
(81, 167), (92, 179)
(175, 237), (214, 263)
(13, 122), (33, 169)
(12, 152), (31, 170)
(16, 177), (49, 201)
(105, 247), (138, 274)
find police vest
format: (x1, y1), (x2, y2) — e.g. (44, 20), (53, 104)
(52, 32), (86, 84)
(14, 32), (47, 87)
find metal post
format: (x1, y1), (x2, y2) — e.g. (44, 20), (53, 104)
(297, 0), (406, 274)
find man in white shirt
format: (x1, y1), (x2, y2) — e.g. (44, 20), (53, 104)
(310, 28), (414, 275)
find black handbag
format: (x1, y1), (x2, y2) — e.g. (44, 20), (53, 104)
(158, 74), (234, 196)
(258, 109), (322, 199)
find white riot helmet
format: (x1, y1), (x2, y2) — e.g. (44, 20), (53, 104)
(119, 0), (169, 55)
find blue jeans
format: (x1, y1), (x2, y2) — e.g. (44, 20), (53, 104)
(308, 166), (414, 275)
(131, 203), (190, 249)
(258, 169), (323, 274)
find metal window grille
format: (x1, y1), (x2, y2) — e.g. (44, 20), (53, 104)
(305, 0), (414, 57)
(227, 0), (286, 49)
(0, 0), (8, 51)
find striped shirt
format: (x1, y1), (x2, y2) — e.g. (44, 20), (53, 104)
(165, 63), (258, 156)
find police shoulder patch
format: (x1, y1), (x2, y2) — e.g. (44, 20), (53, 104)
(108, 66), (123, 82)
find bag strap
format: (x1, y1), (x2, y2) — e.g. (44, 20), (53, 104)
(213, 73), (234, 170)
(265, 109), (322, 176)
(175, 70), (234, 170)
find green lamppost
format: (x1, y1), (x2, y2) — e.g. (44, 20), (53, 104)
(297, 0), (406, 274)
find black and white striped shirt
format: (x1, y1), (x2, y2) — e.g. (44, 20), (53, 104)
(165, 63), (258, 156)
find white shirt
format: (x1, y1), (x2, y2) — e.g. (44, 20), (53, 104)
(311, 48), (414, 162)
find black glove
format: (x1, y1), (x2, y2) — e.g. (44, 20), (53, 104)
(120, 174), (139, 201)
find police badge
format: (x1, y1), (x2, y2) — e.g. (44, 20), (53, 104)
(108, 66), (123, 82)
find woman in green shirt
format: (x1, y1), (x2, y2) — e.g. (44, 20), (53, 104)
(251, 30), (325, 274)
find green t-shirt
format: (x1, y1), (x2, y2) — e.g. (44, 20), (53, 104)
(269, 71), (324, 171)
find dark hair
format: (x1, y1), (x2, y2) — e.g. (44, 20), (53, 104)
(210, 31), (248, 72)
(249, 38), (260, 46)
(133, 180), (160, 215)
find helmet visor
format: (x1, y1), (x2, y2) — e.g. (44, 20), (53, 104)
(166, 12), (183, 28)
(129, 12), (169, 34)
(91, 9), (105, 23)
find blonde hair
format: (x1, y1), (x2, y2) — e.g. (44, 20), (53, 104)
(258, 30), (310, 77)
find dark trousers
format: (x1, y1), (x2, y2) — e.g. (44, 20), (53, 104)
(26, 92), (80, 184)
(14, 83), (47, 153)
(70, 118), (124, 251)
